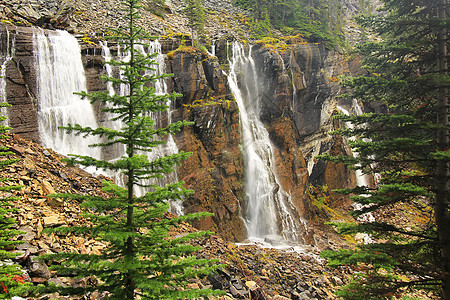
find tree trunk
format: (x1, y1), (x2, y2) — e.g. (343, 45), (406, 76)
(436, 0), (450, 298)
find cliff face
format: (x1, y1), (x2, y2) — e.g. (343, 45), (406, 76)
(0, 25), (39, 142)
(0, 21), (358, 242)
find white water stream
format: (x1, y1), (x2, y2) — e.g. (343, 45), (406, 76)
(33, 29), (101, 162)
(227, 42), (304, 244)
(32, 31), (182, 214)
(101, 40), (183, 214)
(337, 100), (374, 243)
(0, 27), (15, 123)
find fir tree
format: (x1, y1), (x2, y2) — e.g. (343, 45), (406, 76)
(319, 0), (449, 298)
(38, 0), (222, 298)
(185, 0), (206, 31)
(0, 104), (28, 298)
(184, 0), (206, 47)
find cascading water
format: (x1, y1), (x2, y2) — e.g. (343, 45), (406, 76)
(0, 27), (15, 122)
(207, 40), (216, 57)
(289, 51), (297, 111)
(227, 42), (303, 244)
(337, 101), (375, 244)
(337, 100), (373, 190)
(141, 40), (183, 215)
(32, 29), (101, 161)
(101, 40), (183, 215)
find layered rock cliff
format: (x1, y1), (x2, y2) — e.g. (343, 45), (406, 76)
(0, 0), (366, 243)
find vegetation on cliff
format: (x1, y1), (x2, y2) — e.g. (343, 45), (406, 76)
(320, 0), (449, 298)
(36, 0), (222, 298)
(233, 0), (346, 47)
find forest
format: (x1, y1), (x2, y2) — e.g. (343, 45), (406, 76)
(0, 0), (448, 299)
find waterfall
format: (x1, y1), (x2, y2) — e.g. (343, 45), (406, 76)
(337, 100), (372, 189)
(337, 100), (375, 242)
(32, 29), (101, 162)
(207, 40), (216, 57)
(289, 51), (297, 111)
(227, 42), (303, 244)
(141, 40), (183, 215)
(99, 41), (115, 97)
(0, 27), (15, 122)
(101, 40), (183, 215)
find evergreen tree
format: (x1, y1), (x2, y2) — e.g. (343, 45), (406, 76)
(184, 0), (206, 33)
(0, 104), (28, 298)
(319, 0), (449, 298)
(233, 0), (343, 47)
(38, 0), (222, 298)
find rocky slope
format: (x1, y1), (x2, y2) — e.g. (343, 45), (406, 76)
(2, 125), (435, 300)
(1, 133), (350, 299)
(0, 0), (250, 40)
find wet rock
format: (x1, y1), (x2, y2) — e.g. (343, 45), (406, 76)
(208, 274), (229, 290)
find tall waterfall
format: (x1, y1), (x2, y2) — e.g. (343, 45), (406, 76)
(32, 29), (101, 161)
(0, 27), (15, 122)
(100, 40), (183, 214)
(32, 33), (183, 214)
(227, 42), (303, 243)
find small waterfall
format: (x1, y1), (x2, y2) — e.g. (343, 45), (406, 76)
(337, 100), (372, 189)
(101, 40), (183, 215)
(207, 40), (216, 57)
(142, 40), (183, 215)
(32, 29), (101, 161)
(289, 51), (297, 111)
(0, 27), (15, 122)
(337, 100), (375, 241)
(99, 41), (115, 97)
(227, 42), (303, 243)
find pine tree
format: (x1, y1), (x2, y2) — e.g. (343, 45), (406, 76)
(184, 0), (206, 32)
(319, 0), (449, 298)
(37, 0), (222, 298)
(0, 103), (28, 298)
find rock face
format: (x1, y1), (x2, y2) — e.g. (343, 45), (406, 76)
(0, 21), (359, 243)
(0, 25), (39, 142)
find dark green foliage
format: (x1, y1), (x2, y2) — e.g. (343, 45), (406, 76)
(38, 0), (223, 298)
(184, 0), (206, 32)
(233, 0), (345, 48)
(0, 103), (28, 298)
(319, 0), (449, 298)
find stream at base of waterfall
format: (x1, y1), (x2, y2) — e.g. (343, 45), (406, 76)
(227, 42), (307, 248)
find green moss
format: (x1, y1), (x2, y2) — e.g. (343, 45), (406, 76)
(167, 44), (200, 59)
(307, 184), (354, 223)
